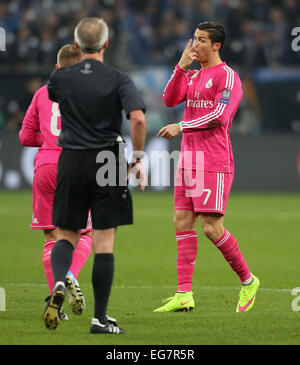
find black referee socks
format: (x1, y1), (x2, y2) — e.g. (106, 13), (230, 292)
(92, 253), (115, 324)
(51, 239), (74, 287)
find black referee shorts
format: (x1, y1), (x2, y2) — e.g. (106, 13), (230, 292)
(52, 147), (133, 230)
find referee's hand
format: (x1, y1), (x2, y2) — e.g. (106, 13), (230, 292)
(127, 160), (146, 192)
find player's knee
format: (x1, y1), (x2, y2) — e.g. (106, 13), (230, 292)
(173, 214), (190, 232)
(202, 223), (217, 240)
(44, 229), (57, 242)
(173, 214), (182, 231)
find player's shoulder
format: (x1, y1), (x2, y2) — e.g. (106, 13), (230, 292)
(215, 63), (242, 88)
(221, 63), (241, 79)
(36, 84), (48, 95)
(32, 84), (47, 95)
(31, 84), (48, 103)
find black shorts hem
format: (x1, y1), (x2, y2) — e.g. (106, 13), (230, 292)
(92, 220), (133, 230)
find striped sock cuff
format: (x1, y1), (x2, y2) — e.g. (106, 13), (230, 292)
(44, 240), (56, 248)
(176, 231), (197, 242)
(213, 229), (230, 248)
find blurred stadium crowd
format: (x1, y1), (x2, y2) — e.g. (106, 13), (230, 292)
(0, 0), (299, 132)
(1, 0), (299, 71)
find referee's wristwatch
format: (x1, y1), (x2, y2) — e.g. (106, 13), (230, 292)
(132, 151), (145, 163)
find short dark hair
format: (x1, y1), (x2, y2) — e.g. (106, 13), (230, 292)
(197, 22), (225, 49)
(57, 44), (84, 67)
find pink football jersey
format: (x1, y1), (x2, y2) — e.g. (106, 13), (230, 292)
(19, 85), (62, 170)
(164, 62), (243, 172)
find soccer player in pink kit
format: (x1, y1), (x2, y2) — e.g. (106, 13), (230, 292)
(155, 22), (260, 313)
(19, 45), (93, 318)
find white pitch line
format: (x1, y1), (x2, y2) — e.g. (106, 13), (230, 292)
(4, 283), (292, 293)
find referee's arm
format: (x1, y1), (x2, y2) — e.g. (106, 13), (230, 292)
(128, 109), (146, 191)
(118, 73), (146, 154)
(129, 109), (146, 154)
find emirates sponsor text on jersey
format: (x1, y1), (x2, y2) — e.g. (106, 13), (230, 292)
(186, 99), (214, 108)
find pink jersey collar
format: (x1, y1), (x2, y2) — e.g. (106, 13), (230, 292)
(200, 61), (226, 73)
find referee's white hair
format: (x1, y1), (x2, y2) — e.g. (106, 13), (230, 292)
(74, 17), (109, 53)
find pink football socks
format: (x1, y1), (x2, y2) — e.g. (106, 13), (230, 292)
(175, 228), (251, 292)
(42, 240), (56, 293)
(213, 229), (251, 283)
(176, 231), (198, 292)
(69, 234), (92, 279)
(42, 234), (92, 293)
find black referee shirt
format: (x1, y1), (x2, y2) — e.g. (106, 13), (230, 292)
(47, 59), (146, 150)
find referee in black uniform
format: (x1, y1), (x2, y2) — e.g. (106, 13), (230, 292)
(43, 17), (146, 334)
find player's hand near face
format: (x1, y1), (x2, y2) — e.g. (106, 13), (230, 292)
(157, 123), (181, 140)
(178, 39), (198, 70)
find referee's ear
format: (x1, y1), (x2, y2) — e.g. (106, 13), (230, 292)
(74, 41), (80, 50)
(103, 39), (109, 50)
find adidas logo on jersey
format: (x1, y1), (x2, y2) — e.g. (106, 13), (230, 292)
(205, 78), (213, 88)
(33, 217), (39, 224)
(188, 72), (200, 86)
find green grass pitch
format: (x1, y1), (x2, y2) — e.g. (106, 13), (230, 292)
(0, 190), (300, 345)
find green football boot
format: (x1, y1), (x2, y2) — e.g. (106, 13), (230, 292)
(153, 291), (194, 312)
(236, 274), (260, 312)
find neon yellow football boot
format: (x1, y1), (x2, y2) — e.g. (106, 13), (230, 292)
(236, 274), (260, 312)
(153, 291), (194, 312)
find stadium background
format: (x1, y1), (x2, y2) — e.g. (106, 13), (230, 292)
(0, 0), (299, 191)
(0, 0), (300, 348)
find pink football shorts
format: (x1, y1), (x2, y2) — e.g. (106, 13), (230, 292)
(174, 168), (234, 215)
(31, 164), (92, 232)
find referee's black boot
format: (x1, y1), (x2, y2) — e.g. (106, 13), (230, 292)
(90, 317), (125, 334)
